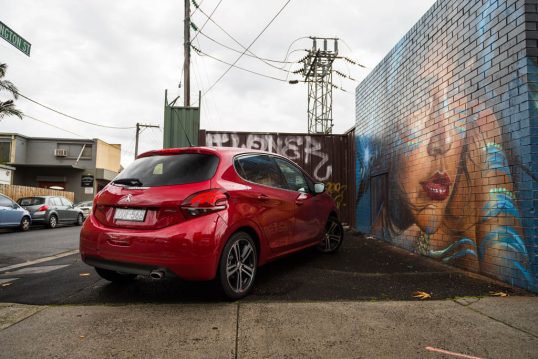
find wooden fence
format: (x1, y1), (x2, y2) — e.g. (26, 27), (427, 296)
(0, 184), (75, 203)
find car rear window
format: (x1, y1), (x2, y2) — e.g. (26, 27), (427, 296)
(17, 197), (45, 206)
(113, 154), (219, 187)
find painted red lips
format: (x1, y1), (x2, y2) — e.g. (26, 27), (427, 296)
(420, 172), (451, 201)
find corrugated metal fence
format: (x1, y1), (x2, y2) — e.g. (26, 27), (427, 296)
(163, 90), (200, 148)
(0, 185), (75, 203)
(200, 130), (356, 226)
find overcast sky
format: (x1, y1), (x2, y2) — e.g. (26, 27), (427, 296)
(0, 0), (436, 166)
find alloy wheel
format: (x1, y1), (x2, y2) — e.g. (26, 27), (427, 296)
(20, 217), (30, 231)
(226, 238), (256, 294)
(318, 217), (344, 253)
(49, 215), (57, 229)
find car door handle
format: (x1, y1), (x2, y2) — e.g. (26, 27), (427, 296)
(257, 194), (269, 201)
(295, 193), (309, 206)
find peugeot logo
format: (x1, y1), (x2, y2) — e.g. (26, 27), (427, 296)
(121, 194), (132, 203)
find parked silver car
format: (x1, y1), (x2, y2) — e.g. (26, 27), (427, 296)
(75, 201), (92, 218)
(0, 194), (31, 231)
(17, 196), (84, 228)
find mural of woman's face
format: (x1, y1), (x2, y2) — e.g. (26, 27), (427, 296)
(396, 95), (464, 235)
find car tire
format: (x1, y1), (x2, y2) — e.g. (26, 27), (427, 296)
(19, 216), (31, 232)
(75, 213), (84, 226)
(218, 232), (257, 300)
(317, 216), (344, 253)
(47, 214), (58, 229)
(95, 267), (137, 283)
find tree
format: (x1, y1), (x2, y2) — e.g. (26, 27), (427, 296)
(0, 63), (23, 120)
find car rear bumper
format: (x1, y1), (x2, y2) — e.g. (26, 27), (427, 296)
(30, 211), (49, 224)
(79, 213), (227, 280)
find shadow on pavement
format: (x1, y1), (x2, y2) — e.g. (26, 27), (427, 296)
(50, 234), (526, 305)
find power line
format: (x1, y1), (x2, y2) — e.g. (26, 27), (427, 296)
(192, 0), (290, 73)
(194, 27), (298, 66)
(203, 0), (293, 95)
(0, 83), (135, 130)
(190, 0), (205, 16)
(191, 0), (225, 44)
(23, 114), (88, 138)
(23, 114), (137, 156)
(194, 37), (224, 128)
(181, 0), (225, 88)
(192, 45), (288, 82)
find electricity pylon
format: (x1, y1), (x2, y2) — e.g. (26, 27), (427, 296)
(300, 37), (338, 134)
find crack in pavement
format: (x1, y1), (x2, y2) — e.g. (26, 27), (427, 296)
(234, 302), (240, 359)
(453, 298), (538, 339)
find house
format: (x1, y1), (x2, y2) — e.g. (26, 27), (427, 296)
(0, 133), (121, 202)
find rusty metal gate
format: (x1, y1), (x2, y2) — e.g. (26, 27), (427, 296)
(200, 130), (356, 226)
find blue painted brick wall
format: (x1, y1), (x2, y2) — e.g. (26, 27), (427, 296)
(355, 0), (538, 291)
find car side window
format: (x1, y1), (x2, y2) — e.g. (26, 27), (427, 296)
(50, 197), (61, 206)
(0, 195), (13, 208)
(235, 155), (287, 189)
(60, 197), (72, 207)
(274, 158), (310, 193)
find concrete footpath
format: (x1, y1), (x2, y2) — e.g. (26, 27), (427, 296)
(0, 297), (537, 359)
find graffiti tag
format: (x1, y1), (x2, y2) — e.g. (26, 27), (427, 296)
(206, 133), (332, 181)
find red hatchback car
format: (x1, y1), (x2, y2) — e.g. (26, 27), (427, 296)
(80, 147), (344, 299)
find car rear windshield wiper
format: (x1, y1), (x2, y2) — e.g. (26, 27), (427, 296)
(112, 178), (144, 186)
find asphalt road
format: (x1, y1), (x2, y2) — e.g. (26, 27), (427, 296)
(0, 229), (527, 305)
(0, 225), (80, 267)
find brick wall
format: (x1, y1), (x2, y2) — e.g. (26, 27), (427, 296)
(355, 0), (537, 291)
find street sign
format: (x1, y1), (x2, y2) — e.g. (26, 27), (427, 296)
(0, 21), (31, 56)
(81, 175), (94, 188)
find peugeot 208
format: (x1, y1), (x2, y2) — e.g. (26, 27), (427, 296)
(80, 147), (344, 299)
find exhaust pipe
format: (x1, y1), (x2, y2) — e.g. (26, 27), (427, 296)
(149, 270), (165, 280)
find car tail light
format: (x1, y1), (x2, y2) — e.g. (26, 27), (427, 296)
(181, 189), (229, 218)
(37, 205), (49, 211)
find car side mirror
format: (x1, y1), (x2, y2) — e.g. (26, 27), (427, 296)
(314, 183), (325, 194)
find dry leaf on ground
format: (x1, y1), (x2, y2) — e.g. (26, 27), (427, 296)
(489, 291), (508, 297)
(413, 291), (431, 300)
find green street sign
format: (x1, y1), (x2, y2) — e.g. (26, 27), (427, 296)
(0, 21), (31, 56)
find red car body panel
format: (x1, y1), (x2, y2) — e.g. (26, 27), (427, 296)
(80, 147), (337, 281)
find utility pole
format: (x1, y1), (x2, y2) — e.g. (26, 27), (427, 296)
(184, 0), (191, 107)
(299, 37), (339, 134)
(135, 123), (160, 158)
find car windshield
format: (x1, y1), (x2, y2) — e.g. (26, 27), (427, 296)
(17, 197), (45, 206)
(113, 153), (219, 187)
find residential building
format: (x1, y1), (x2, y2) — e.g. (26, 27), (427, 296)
(0, 133), (121, 202)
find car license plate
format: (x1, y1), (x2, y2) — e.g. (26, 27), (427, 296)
(114, 208), (146, 222)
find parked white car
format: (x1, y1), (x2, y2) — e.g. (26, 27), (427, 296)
(75, 201), (93, 219)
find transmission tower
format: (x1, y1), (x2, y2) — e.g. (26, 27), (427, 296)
(300, 37), (338, 134)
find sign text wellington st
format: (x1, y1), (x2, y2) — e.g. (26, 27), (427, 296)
(0, 21), (31, 56)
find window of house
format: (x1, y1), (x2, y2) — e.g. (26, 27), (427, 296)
(0, 141), (11, 164)
(57, 143), (93, 159)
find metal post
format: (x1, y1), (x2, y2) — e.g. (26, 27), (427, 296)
(184, 0), (191, 107)
(135, 123), (140, 158)
(135, 123), (160, 158)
